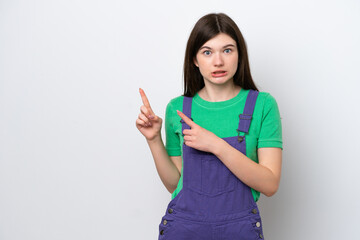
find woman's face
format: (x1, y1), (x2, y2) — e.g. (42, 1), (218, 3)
(194, 33), (238, 87)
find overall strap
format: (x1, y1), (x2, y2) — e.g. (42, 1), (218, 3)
(181, 96), (193, 132)
(237, 90), (259, 135)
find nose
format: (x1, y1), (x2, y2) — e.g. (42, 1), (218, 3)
(213, 53), (224, 67)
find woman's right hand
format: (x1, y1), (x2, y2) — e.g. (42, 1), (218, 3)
(136, 88), (163, 141)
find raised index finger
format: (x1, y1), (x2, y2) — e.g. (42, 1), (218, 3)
(139, 88), (153, 110)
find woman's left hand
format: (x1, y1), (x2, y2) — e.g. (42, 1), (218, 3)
(177, 110), (221, 153)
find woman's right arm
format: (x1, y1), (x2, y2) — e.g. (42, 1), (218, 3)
(146, 136), (181, 193)
(136, 88), (181, 193)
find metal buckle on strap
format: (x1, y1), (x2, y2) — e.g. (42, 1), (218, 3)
(180, 117), (193, 123)
(236, 129), (244, 143)
(239, 114), (252, 120)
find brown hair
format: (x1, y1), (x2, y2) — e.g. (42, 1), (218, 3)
(183, 13), (258, 97)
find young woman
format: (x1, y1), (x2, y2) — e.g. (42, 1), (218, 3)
(136, 13), (282, 240)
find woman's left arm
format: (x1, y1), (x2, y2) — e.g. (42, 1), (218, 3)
(177, 109), (282, 197)
(213, 141), (282, 197)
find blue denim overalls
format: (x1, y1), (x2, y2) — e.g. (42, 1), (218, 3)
(158, 90), (264, 240)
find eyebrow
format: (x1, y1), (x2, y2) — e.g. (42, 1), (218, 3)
(199, 44), (236, 50)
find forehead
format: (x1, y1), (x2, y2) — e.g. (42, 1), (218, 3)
(200, 33), (236, 48)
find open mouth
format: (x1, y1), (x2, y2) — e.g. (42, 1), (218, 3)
(211, 71), (228, 77)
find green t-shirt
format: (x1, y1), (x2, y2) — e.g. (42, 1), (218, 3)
(165, 88), (282, 202)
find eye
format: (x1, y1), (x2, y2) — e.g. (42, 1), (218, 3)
(224, 49), (232, 53)
(203, 50), (211, 56)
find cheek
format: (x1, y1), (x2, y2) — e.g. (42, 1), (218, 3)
(197, 60), (210, 74)
(196, 58), (207, 67)
(197, 67), (208, 78)
(233, 62), (239, 72)
(230, 57), (239, 72)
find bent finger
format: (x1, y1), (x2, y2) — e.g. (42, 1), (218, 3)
(140, 106), (158, 121)
(136, 118), (146, 127)
(184, 140), (193, 147)
(183, 129), (191, 135)
(138, 113), (151, 126)
(183, 135), (193, 141)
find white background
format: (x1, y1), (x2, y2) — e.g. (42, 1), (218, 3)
(1, 0), (359, 239)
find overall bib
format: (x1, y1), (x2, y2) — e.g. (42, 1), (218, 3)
(158, 90), (264, 240)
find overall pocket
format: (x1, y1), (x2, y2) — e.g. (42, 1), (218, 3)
(187, 150), (236, 197)
(214, 218), (260, 240)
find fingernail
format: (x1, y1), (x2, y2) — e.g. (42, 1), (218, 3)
(149, 115), (154, 119)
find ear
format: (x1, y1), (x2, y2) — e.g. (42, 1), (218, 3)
(193, 57), (199, 67)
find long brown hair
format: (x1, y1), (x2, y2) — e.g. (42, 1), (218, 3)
(183, 13), (258, 97)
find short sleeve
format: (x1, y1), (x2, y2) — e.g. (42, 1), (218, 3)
(257, 94), (283, 149)
(165, 100), (181, 156)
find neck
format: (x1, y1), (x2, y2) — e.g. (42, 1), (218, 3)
(198, 83), (241, 102)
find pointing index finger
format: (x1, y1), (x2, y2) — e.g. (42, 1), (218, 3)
(177, 110), (196, 128)
(139, 88), (154, 112)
